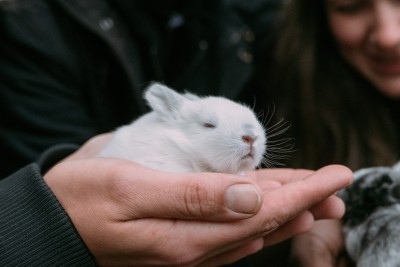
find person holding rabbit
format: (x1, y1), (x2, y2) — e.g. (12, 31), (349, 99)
(0, 0), (352, 266)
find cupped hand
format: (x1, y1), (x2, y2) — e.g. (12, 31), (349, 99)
(289, 219), (354, 267)
(246, 166), (351, 248)
(44, 134), (353, 266)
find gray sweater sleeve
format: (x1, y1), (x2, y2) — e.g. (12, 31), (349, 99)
(0, 145), (95, 266)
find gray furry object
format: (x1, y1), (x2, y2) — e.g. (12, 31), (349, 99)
(339, 162), (400, 267)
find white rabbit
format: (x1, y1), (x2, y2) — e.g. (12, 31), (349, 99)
(98, 82), (267, 174)
(339, 161), (400, 267)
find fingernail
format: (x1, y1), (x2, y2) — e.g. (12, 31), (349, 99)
(225, 184), (261, 214)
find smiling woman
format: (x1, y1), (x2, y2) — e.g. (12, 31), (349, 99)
(266, 0), (400, 171)
(326, 0), (400, 98)
(262, 0), (400, 265)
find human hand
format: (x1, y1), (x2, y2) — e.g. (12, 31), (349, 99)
(245, 168), (351, 248)
(289, 219), (354, 267)
(44, 135), (352, 266)
(64, 132), (113, 160)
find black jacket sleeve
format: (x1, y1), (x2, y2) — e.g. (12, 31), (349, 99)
(0, 0), (142, 178)
(0, 145), (95, 266)
(0, 2), (101, 177)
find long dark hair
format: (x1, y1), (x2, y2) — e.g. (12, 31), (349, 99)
(267, 0), (399, 170)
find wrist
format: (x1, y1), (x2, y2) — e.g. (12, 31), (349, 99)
(0, 164), (95, 266)
(37, 143), (79, 174)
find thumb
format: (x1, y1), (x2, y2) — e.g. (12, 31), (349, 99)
(114, 162), (268, 221)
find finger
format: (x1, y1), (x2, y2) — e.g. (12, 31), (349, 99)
(247, 168), (314, 185)
(262, 196), (345, 248)
(115, 166), (348, 224)
(258, 165), (352, 232)
(290, 237), (335, 267)
(309, 195), (346, 220)
(138, 165), (352, 254)
(198, 238), (264, 267)
(106, 165), (351, 266)
(191, 165), (351, 244)
(263, 211), (314, 247)
(290, 219), (345, 267)
(111, 161), (266, 221)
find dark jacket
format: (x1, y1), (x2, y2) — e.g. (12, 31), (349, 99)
(0, 0), (280, 265)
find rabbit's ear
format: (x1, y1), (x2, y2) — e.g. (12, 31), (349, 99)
(183, 91), (201, 100)
(144, 82), (187, 121)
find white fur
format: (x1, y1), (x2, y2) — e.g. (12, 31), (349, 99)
(98, 82), (266, 174)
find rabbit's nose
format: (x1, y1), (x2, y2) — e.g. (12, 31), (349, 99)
(242, 135), (256, 145)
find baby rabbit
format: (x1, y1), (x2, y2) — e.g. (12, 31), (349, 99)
(98, 82), (267, 174)
(339, 162), (400, 267)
